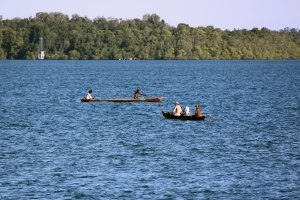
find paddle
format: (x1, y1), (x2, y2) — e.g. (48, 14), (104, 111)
(139, 89), (147, 96)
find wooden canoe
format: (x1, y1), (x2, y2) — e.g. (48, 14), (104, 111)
(162, 110), (205, 120)
(80, 97), (163, 102)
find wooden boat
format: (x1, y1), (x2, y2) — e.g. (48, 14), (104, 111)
(162, 110), (205, 120)
(80, 97), (163, 102)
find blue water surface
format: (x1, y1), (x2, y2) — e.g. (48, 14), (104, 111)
(0, 60), (300, 199)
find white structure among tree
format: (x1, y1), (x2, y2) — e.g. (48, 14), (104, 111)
(38, 37), (44, 59)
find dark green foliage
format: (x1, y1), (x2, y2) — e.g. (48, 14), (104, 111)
(0, 12), (299, 60)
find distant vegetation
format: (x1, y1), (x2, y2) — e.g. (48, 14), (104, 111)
(0, 12), (300, 60)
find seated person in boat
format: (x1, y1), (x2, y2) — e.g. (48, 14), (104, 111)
(173, 102), (182, 116)
(181, 106), (190, 116)
(195, 104), (202, 117)
(86, 90), (94, 100)
(134, 89), (146, 99)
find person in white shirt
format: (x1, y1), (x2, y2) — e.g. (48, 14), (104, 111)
(182, 106), (190, 116)
(173, 102), (182, 116)
(86, 90), (94, 100)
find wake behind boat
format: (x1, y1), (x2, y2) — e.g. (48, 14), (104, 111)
(80, 97), (163, 102)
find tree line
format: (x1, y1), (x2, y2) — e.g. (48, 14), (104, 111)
(0, 12), (300, 60)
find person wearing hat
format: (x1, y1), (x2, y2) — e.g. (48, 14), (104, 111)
(173, 102), (182, 116)
(195, 104), (202, 117)
(86, 90), (94, 100)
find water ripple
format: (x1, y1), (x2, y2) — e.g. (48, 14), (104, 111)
(0, 60), (300, 199)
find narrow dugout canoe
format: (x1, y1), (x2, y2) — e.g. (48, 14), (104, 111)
(80, 97), (163, 102)
(162, 110), (205, 120)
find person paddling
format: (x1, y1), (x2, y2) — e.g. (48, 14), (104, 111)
(86, 90), (95, 100)
(134, 88), (146, 99)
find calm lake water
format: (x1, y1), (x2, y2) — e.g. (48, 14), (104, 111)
(0, 60), (300, 199)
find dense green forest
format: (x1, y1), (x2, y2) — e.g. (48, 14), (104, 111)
(0, 12), (300, 60)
